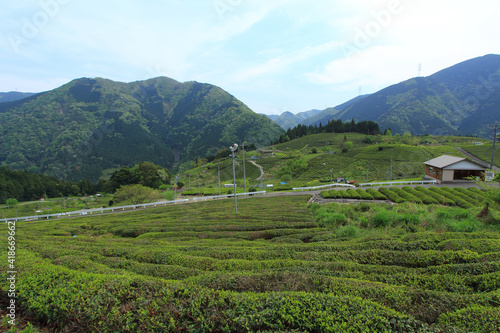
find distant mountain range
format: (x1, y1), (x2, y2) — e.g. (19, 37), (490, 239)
(0, 77), (283, 181)
(267, 54), (500, 137)
(263, 109), (323, 129)
(0, 91), (36, 103)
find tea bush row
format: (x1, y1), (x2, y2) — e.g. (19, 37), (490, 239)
(3, 251), (437, 333)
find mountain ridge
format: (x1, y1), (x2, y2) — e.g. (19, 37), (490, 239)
(265, 54), (500, 137)
(0, 77), (283, 181)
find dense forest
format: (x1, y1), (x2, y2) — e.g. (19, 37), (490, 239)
(0, 166), (97, 204)
(272, 118), (380, 144)
(0, 162), (171, 204)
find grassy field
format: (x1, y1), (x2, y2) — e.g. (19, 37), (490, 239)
(2, 192), (500, 332)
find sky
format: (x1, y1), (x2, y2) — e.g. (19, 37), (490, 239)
(1, 0), (499, 115)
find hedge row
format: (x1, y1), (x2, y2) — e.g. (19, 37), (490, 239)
(391, 187), (423, 204)
(415, 187), (456, 206)
(429, 187), (473, 209)
(366, 188), (389, 200)
(6, 251), (434, 333)
(378, 187), (405, 204)
(402, 186), (439, 204)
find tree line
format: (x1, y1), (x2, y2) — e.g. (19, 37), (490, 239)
(272, 119), (380, 144)
(0, 161), (171, 204)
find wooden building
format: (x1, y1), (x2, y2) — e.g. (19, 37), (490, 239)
(424, 155), (485, 182)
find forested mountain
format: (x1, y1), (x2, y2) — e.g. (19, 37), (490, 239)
(0, 91), (36, 103)
(300, 95), (369, 127)
(0, 77), (283, 182)
(265, 54), (499, 137)
(335, 54), (500, 136)
(267, 109), (323, 130)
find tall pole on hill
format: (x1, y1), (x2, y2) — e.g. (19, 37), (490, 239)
(174, 175), (178, 200)
(390, 149), (393, 182)
(366, 162), (369, 183)
(242, 142), (246, 193)
(218, 163), (221, 196)
(491, 123), (499, 170)
(230, 143), (239, 214)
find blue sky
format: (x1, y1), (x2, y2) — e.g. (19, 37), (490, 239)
(1, 0), (499, 114)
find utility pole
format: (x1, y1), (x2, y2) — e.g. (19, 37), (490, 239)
(218, 163), (221, 196)
(330, 169), (333, 184)
(242, 142), (246, 193)
(390, 149), (393, 182)
(366, 162), (369, 183)
(174, 175), (178, 200)
(230, 143), (239, 214)
(260, 166), (264, 191)
(198, 174), (200, 194)
(491, 123), (499, 170)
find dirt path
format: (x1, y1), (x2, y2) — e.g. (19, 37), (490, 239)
(250, 160), (265, 180)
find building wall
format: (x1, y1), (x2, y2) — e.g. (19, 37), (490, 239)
(442, 170), (454, 182)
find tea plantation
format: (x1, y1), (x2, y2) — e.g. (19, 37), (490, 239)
(2, 193), (500, 332)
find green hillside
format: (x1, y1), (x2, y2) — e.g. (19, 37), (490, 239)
(0, 77), (283, 182)
(178, 132), (494, 190)
(317, 54), (500, 138)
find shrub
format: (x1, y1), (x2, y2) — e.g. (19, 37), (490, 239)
(372, 210), (392, 227)
(336, 225), (359, 238)
(439, 306), (500, 332)
(366, 188), (388, 200)
(391, 187), (423, 204)
(356, 189), (374, 200)
(402, 186), (438, 205)
(415, 187), (455, 206)
(347, 189), (362, 199)
(379, 187), (405, 204)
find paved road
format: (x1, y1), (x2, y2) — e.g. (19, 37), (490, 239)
(455, 147), (500, 172)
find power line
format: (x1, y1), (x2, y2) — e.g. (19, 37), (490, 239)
(491, 123), (499, 170)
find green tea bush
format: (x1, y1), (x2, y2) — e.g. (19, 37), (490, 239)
(430, 187), (473, 209)
(366, 188), (388, 200)
(415, 187), (455, 206)
(371, 210), (393, 227)
(455, 187), (486, 203)
(379, 187), (405, 203)
(402, 186), (439, 204)
(391, 187), (423, 204)
(346, 189), (362, 199)
(336, 225), (359, 239)
(356, 189), (374, 200)
(439, 306), (500, 332)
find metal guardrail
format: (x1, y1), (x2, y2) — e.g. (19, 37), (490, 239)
(293, 184), (356, 191)
(357, 180), (438, 187)
(192, 191), (266, 201)
(1, 199), (189, 223)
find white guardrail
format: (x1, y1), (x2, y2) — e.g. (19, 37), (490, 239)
(193, 191), (267, 201)
(1, 191), (268, 223)
(293, 180), (438, 191)
(358, 180), (438, 187)
(293, 184), (356, 191)
(0, 199), (189, 223)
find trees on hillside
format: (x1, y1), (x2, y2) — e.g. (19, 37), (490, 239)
(107, 162), (171, 193)
(273, 119), (380, 144)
